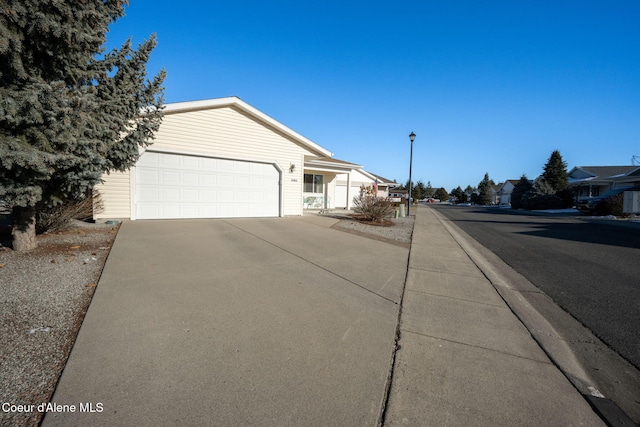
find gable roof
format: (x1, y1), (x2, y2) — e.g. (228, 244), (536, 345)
(369, 173), (396, 184)
(568, 166), (639, 181)
(164, 97), (333, 158)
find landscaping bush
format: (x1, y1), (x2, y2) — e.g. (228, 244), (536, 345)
(36, 190), (104, 233)
(556, 188), (576, 208)
(352, 194), (395, 223)
(522, 193), (564, 210)
(594, 193), (624, 216)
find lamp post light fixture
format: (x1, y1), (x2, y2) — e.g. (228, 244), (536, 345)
(408, 131), (416, 216)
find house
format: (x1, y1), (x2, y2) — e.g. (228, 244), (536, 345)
(496, 180), (520, 205)
(302, 158), (393, 210)
(94, 97), (384, 220)
(388, 187), (408, 199)
(490, 184), (501, 205)
(332, 169), (394, 209)
(569, 166), (640, 198)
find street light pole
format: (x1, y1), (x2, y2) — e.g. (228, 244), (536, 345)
(408, 132), (416, 216)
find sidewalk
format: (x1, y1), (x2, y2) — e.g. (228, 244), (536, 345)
(383, 205), (604, 426)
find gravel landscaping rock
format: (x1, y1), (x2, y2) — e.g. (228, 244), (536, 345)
(0, 221), (118, 427)
(0, 213), (412, 426)
(327, 211), (415, 247)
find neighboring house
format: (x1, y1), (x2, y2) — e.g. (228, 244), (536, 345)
(490, 184), (500, 205)
(95, 97), (372, 220)
(497, 180), (520, 205)
(367, 173), (395, 199)
(332, 169), (394, 209)
(388, 188), (408, 199)
(569, 166), (640, 199)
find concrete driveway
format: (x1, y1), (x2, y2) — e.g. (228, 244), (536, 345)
(43, 215), (408, 426)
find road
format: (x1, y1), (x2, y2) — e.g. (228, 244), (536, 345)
(430, 204), (640, 370)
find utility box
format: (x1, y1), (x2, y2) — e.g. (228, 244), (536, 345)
(623, 191), (640, 214)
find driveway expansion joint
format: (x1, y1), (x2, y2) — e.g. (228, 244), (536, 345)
(223, 220), (399, 305)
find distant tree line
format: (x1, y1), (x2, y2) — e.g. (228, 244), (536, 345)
(394, 149), (573, 210)
(396, 179), (449, 202)
(445, 150), (573, 210)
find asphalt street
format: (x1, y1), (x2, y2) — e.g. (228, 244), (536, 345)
(431, 204), (640, 370)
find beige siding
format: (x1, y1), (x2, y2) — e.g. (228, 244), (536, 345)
(95, 170), (130, 219)
(97, 105), (317, 218)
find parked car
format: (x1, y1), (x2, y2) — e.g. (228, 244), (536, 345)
(576, 186), (640, 214)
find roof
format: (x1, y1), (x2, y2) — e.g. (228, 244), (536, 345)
(369, 173), (396, 184)
(307, 156), (361, 167)
(569, 166), (639, 180)
(163, 97), (333, 158)
(305, 157), (362, 172)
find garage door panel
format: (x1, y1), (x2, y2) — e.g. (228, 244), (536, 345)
(136, 152), (280, 219)
(181, 156), (199, 169)
(235, 190), (250, 201)
(161, 188), (181, 202)
(201, 157), (217, 169)
(161, 170), (180, 185)
(159, 154), (180, 168)
(137, 186), (160, 201)
(235, 161), (250, 172)
(219, 159), (235, 172)
(138, 169), (160, 185)
(182, 189), (199, 201)
(140, 152), (161, 167)
(200, 189), (217, 200)
(200, 174), (217, 186)
(181, 204), (200, 217)
(182, 172), (200, 185)
(236, 176), (250, 187)
(219, 175), (234, 186)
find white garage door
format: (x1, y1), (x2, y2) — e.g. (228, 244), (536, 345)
(136, 152), (280, 219)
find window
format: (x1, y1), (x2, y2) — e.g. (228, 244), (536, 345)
(304, 174), (324, 193)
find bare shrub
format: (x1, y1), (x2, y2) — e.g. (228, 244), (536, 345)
(36, 189), (104, 233)
(352, 194), (395, 223)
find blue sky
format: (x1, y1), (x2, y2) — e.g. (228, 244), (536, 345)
(106, 1), (640, 191)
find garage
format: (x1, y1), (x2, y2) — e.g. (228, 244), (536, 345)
(95, 98), (338, 220)
(135, 151), (280, 219)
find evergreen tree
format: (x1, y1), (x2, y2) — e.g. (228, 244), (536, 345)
(425, 180), (434, 198)
(449, 187), (460, 201)
(462, 185), (474, 203)
(451, 186), (467, 203)
(477, 173), (493, 205)
(0, 1), (165, 250)
(434, 187), (449, 202)
(542, 150), (569, 192)
(510, 175), (533, 209)
(413, 179), (425, 201)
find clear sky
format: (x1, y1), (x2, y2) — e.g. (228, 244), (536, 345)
(105, 1), (640, 191)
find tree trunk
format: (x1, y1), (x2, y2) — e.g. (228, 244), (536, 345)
(12, 205), (37, 251)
